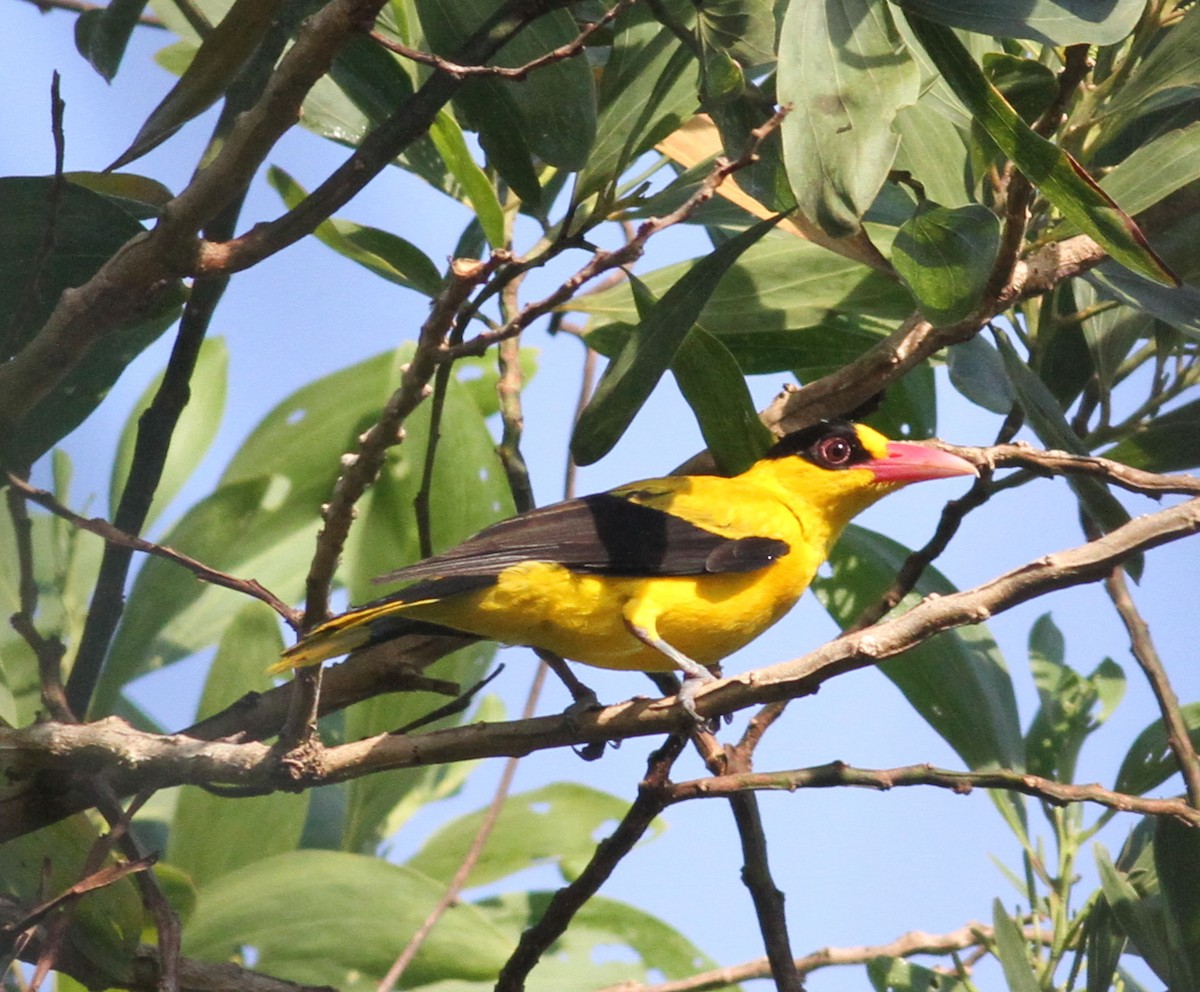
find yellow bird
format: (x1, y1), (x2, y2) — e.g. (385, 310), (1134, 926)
(270, 421), (975, 715)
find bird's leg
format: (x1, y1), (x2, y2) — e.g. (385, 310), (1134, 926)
(623, 619), (716, 725)
(534, 648), (600, 715)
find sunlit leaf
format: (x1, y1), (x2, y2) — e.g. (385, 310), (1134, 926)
(892, 202), (1000, 324)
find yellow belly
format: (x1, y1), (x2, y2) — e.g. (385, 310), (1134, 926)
(405, 553), (820, 674)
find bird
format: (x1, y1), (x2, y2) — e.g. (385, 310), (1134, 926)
(269, 420), (976, 718)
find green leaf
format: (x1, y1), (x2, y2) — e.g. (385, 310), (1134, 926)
(867, 956), (971, 991)
(110, 0), (286, 170)
(1103, 396), (1200, 473)
(991, 898), (1042, 992)
(814, 525), (1026, 775)
(414, 0), (597, 173)
(569, 228), (913, 334)
(428, 109), (506, 249)
(994, 329), (1140, 578)
(98, 345), (512, 714)
(892, 101), (972, 208)
(183, 851), (513, 988)
(695, 0), (777, 74)
(74, 0), (150, 81)
(895, 0), (1143, 46)
(1071, 281), (1149, 395)
(1101, 9), (1200, 126)
(892, 202), (1000, 324)
(1114, 702), (1200, 796)
(474, 891), (724, 992)
(168, 603), (309, 888)
(905, 14), (1177, 287)
(1098, 121), (1200, 219)
(778, 0), (919, 237)
(983, 53), (1058, 125)
(267, 166), (444, 297)
(1097, 841), (1176, 985)
(0, 816), (142, 985)
(1085, 263), (1200, 340)
(573, 2), (699, 204)
(946, 334), (1015, 414)
(672, 325), (775, 474)
(1082, 895), (1126, 992)
(406, 783), (656, 888)
(1153, 816), (1200, 988)
(571, 214), (785, 465)
(0, 177), (184, 467)
(64, 171), (174, 220)
(110, 337), (228, 529)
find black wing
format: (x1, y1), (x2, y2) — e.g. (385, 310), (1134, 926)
(372, 493), (788, 592)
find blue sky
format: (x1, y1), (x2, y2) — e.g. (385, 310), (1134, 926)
(5, 5), (1197, 988)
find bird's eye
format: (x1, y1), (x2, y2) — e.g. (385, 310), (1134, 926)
(816, 435), (854, 467)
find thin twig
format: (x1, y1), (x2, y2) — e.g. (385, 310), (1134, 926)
(7, 474), (299, 626)
(1102, 566), (1200, 807)
(494, 735), (686, 992)
(370, 0), (633, 81)
(666, 761), (1200, 828)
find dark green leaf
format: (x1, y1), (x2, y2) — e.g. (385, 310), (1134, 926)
(1097, 841), (1176, 985)
(1082, 895), (1126, 992)
(1153, 816), (1200, 988)
(74, 0), (150, 81)
(778, 0), (919, 236)
(415, 0), (597, 172)
(168, 604), (309, 887)
(814, 525), (1026, 775)
(992, 898), (1042, 992)
(983, 53), (1058, 125)
(1071, 281), (1150, 394)
(994, 329), (1140, 578)
(110, 337), (227, 529)
(895, 0), (1142, 46)
(1103, 396), (1200, 473)
(267, 167), (444, 297)
(1114, 702), (1200, 796)
(1102, 10), (1200, 125)
(946, 334), (1015, 414)
(0, 177), (184, 467)
(182, 851), (512, 988)
(906, 14), (1177, 286)
(574, 2), (699, 204)
(672, 325), (775, 474)
(571, 214), (785, 465)
(1085, 263), (1200, 339)
(892, 202), (1000, 324)
(695, 0), (777, 72)
(64, 171), (174, 220)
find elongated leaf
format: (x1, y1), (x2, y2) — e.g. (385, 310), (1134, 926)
(814, 524), (1025, 774)
(779, 0), (919, 237)
(64, 171), (174, 220)
(867, 956), (971, 991)
(571, 214), (785, 465)
(906, 14), (1177, 287)
(1103, 397), (1200, 473)
(1098, 122), (1200, 219)
(1102, 9), (1200, 124)
(267, 167), (443, 297)
(110, 338), (227, 529)
(1085, 263), (1200, 340)
(406, 783), (656, 888)
(110, 0), (286, 169)
(1153, 816), (1200, 988)
(0, 178), (184, 467)
(574, 1), (699, 203)
(570, 228), (912, 335)
(415, 0), (597, 172)
(1097, 841), (1176, 985)
(992, 898), (1042, 992)
(168, 604), (309, 888)
(75, 0), (150, 81)
(428, 109), (506, 249)
(672, 326), (775, 474)
(1114, 702), (1200, 796)
(183, 851), (512, 988)
(892, 202), (1000, 324)
(994, 330), (1139, 577)
(896, 0), (1142, 46)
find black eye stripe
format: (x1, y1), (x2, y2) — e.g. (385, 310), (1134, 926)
(764, 420), (873, 470)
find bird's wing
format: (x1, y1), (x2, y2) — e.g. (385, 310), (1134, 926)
(373, 493), (789, 592)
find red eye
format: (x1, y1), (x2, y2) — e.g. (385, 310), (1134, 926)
(818, 436), (854, 466)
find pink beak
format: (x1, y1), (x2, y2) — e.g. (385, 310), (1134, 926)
(868, 442), (978, 483)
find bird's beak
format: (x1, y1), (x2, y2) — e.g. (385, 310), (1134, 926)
(868, 442), (978, 483)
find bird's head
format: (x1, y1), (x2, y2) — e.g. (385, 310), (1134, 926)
(750, 419), (978, 534)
